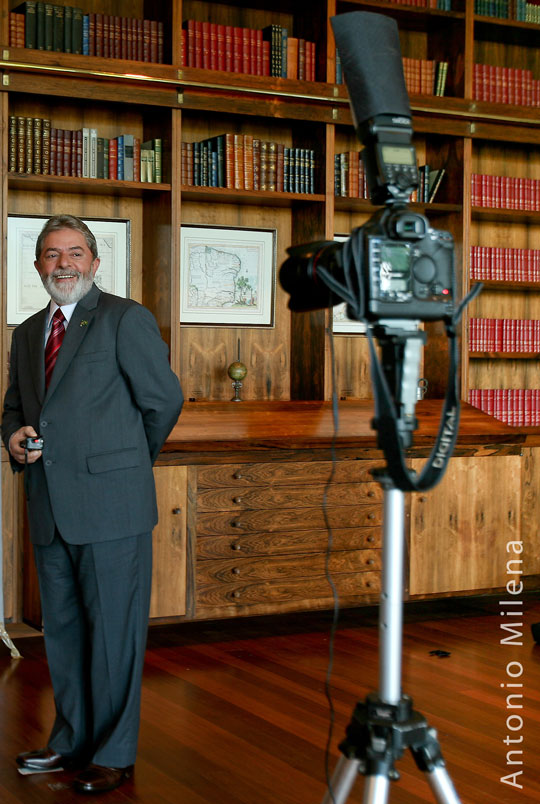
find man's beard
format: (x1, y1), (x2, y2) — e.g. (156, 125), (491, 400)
(41, 270), (94, 306)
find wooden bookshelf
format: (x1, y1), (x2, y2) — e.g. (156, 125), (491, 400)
(3, 0), (540, 623)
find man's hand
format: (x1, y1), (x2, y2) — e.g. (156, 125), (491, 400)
(9, 426), (42, 465)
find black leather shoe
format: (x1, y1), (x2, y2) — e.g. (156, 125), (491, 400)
(16, 748), (66, 771)
(73, 764), (133, 793)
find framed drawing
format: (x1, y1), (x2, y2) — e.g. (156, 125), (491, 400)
(180, 224), (276, 326)
(332, 233), (366, 334)
(6, 215), (131, 326)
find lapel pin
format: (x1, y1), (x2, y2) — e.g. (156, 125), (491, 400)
(80, 320), (88, 327)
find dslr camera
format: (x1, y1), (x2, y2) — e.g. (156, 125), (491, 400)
(279, 12), (456, 325)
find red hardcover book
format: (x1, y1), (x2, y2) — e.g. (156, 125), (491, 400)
(194, 20), (202, 68)
(224, 25), (233, 72)
(209, 23), (218, 71)
(255, 30), (263, 76)
(157, 21), (163, 63)
(287, 37), (298, 80)
(112, 16), (121, 60)
(120, 17), (128, 60)
(143, 19), (151, 62)
(50, 127), (57, 175)
(133, 137), (141, 182)
(297, 38), (305, 80)
(201, 21), (210, 69)
(242, 27), (251, 74)
(109, 138), (118, 180)
(216, 25), (225, 72)
(136, 19), (144, 62)
(184, 20), (195, 67)
(150, 20), (158, 64)
(262, 40), (270, 76)
(103, 14), (110, 59)
(233, 26), (242, 73)
(249, 28), (257, 76)
(95, 13), (103, 58)
(62, 130), (71, 177)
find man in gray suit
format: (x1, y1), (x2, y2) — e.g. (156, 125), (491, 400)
(2, 215), (183, 793)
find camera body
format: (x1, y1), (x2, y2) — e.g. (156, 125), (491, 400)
(360, 207), (455, 322)
(25, 436), (44, 451)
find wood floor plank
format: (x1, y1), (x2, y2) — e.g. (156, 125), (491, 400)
(0, 595), (539, 802)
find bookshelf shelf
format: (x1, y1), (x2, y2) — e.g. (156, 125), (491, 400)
(472, 207), (540, 223)
(181, 186), (324, 207)
(469, 352), (540, 359)
(470, 280), (540, 291)
(8, 173), (171, 195)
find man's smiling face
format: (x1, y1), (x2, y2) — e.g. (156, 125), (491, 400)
(35, 228), (100, 306)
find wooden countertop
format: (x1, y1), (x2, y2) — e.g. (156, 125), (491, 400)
(160, 399), (533, 460)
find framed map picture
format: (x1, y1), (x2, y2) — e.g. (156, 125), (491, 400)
(332, 233), (366, 334)
(6, 215), (130, 326)
(180, 224), (276, 326)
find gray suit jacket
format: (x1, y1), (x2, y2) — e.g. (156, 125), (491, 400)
(2, 284), (183, 546)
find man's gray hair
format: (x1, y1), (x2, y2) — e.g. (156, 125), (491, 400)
(35, 215), (98, 261)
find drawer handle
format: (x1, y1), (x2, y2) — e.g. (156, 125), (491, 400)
(366, 558), (374, 566)
(231, 519), (242, 529)
(233, 471), (243, 480)
(233, 590), (241, 599)
(366, 536), (374, 543)
(231, 542), (242, 551)
(232, 567), (241, 575)
(233, 496), (243, 504)
(367, 513), (375, 520)
(172, 507), (182, 515)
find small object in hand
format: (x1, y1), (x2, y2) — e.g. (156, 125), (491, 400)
(25, 436), (44, 451)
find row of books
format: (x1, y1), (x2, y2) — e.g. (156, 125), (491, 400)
(469, 389), (540, 427)
(8, 116), (162, 182)
(387, 0), (452, 7)
(474, 0), (540, 22)
(402, 58), (448, 97)
(333, 154), (446, 203)
(470, 246), (540, 282)
(473, 64), (540, 106)
(469, 317), (540, 352)
(180, 135), (315, 194)
(336, 55), (448, 96)
(471, 173), (540, 210)
(10, 4), (164, 62)
(181, 22), (316, 80)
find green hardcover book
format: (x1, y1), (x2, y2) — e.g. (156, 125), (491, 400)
(52, 4), (64, 52)
(44, 3), (53, 50)
(36, 1), (45, 49)
(63, 5), (72, 53)
(72, 7), (83, 54)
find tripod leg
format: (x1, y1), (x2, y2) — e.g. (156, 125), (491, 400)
(363, 774), (391, 804)
(321, 756), (361, 804)
(425, 767), (461, 804)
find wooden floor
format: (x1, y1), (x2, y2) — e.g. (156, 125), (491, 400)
(1, 595), (540, 803)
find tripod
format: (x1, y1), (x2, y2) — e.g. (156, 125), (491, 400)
(322, 323), (462, 804)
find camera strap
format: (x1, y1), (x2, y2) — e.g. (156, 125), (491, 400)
(365, 283), (482, 492)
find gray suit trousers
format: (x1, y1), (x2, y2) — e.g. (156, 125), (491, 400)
(33, 530), (152, 767)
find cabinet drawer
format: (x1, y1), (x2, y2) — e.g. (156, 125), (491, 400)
(196, 526), (381, 559)
(197, 503), (382, 536)
(197, 481), (382, 512)
(197, 461), (383, 488)
(196, 549), (381, 586)
(196, 571), (380, 610)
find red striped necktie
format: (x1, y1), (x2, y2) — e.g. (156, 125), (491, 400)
(45, 308), (66, 388)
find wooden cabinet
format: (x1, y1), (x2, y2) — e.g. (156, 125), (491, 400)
(193, 460), (382, 619)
